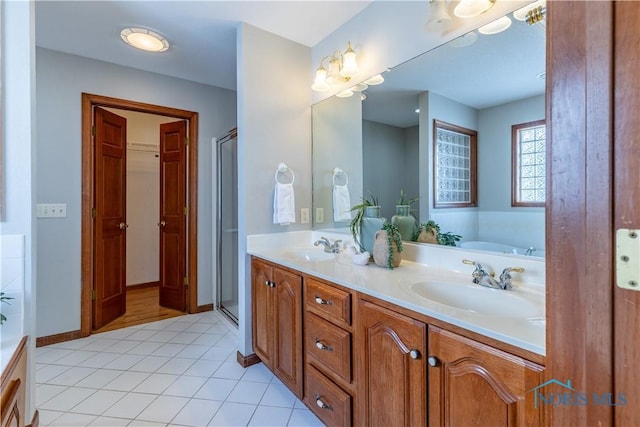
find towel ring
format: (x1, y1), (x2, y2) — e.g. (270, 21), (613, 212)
(332, 168), (349, 186)
(275, 163), (295, 184)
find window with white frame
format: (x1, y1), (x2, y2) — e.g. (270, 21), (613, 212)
(512, 120), (546, 207)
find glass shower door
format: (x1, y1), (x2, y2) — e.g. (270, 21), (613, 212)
(217, 129), (238, 323)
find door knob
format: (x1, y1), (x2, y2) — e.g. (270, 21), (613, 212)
(157, 221), (166, 227)
(409, 349), (421, 359)
(119, 222), (129, 230)
(428, 356), (439, 367)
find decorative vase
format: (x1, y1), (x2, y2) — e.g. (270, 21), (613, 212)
(373, 229), (402, 269)
(360, 206), (385, 255)
(391, 205), (417, 241)
(416, 227), (439, 244)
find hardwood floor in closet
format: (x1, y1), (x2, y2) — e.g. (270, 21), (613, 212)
(93, 286), (184, 333)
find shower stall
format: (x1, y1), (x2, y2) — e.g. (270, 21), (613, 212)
(216, 128), (239, 324)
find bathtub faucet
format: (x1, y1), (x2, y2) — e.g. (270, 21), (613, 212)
(524, 246), (536, 256)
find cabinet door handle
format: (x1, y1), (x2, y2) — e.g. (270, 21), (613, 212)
(264, 280), (270, 286)
(409, 349), (421, 360)
(427, 356), (439, 367)
(264, 280), (275, 287)
(314, 295), (333, 305)
(315, 395), (332, 411)
(315, 338), (333, 351)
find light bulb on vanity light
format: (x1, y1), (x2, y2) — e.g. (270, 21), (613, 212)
(340, 42), (359, 78)
(312, 67), (330, 92)
(478, 16), (512, 35)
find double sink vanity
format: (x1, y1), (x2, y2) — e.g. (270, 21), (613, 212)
(248, 231), (545, 427)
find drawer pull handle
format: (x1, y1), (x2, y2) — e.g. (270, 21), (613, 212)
(264, 280), (270, 286)
(315, 395), (332, 411)
(427, 356), (439, 367)
(264, 280), (275, 287)
(315, 338), (333, 351)
(314, 295), (333, 305)
(409, 349), (421, 360)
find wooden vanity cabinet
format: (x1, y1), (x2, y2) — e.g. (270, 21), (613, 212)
(303, 278), (355, 427)
(357, 298), (427, 427)
(251, 258), (303, 398)
(1, 337), (28, 427)
(428, 326), (544, 427)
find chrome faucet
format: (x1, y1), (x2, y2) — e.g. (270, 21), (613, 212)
(498, 267), (525, 290)
(524, 246), (536, 256)
(462, 260), (525, 290)
(314, 237), (342, 253)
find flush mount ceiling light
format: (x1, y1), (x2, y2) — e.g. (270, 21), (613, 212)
(312, 41), (360, 92)
(454, 0), (495, 19)
(478, 16), (512, 35)
(120, 27), (169, 52)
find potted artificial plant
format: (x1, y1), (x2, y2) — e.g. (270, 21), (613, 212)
(392, 189), (419, 241)
(414, 220), (462, 246)
(350, 193), (383, 254)
(373, 222), (404, 269)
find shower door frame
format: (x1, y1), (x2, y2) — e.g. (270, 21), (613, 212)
(216, 128), (239, 324)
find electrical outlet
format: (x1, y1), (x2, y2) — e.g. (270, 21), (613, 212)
(301, 208), (310, 224)
(315, 207), (324, 223)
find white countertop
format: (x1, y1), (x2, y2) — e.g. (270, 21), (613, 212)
(248, 231), (545, 356)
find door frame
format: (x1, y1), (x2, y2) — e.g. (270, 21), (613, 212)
(81, 92), (199, 336)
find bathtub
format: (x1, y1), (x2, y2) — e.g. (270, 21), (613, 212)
(459, 241), (545, 258)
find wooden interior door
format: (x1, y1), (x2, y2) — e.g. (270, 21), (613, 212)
(614, 4), (640, 425)
(93, 107), (127, 329)
(159, 120), (187, 311)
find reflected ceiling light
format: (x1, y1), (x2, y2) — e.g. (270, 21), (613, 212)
(364, 74), (384, 86)
(448, 31), (478, 48)
(311, 41), (360, 92)
(453, 0), (495, 18)
(427, 0), (452, 27)
(352, 82), (369, 92)
(513, 0), (545, 21)
(336, 88), (354, 98)
(120, 27), (169, 52)
(478, 16), (512, 35)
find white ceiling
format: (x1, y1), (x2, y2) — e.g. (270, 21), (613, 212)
(35, 1), (373, 91)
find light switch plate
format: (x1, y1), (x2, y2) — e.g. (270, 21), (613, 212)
(616, 228), (640, 291)
(315, 207), (324, 223)
(37, 203), (67, 218)
(300, 208), (310, 224)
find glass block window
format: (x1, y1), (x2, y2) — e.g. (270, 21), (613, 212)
(433, 120), (477, 208)
(512, 120), (546, 207)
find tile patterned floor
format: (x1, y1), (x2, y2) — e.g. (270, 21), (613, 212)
(36, 311), (324, 427)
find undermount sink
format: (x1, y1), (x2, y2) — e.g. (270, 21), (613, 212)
(409, 281), (543, 319)
(281, 248), (337, 262)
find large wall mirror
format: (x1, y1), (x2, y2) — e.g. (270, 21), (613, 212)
(312, 11), (546, 257)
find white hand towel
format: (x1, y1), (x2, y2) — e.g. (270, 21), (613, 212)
(273, 182), (296, 225)
(333, 184), (351, 222)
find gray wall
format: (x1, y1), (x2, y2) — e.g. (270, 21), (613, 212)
(237, 23), (312, 355)
(35, 48), (236, 337)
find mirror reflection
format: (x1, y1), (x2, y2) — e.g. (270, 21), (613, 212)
(312, 13), (546, 257)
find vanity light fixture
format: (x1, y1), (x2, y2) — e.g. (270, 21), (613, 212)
(427, 0), (452, 27)
(120, 27), (169, 52)
(336, 88), (355, 98)
(513, 0), (545, 21)
(478, 15), (512, 35)
(311, 41), (360, 92)
(453, 0), (495, 19)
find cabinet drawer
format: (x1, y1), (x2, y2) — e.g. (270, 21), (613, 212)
(306, 312), (352, 383)
(305, 365), (352, 427)
(305, 278), (351, 327)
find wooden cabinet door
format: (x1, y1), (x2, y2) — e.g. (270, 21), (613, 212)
(251, 259), (274, 368)
(273, 267), (304, 398)
(358, 299), (427, 427)
(428, 327), (543, 427)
